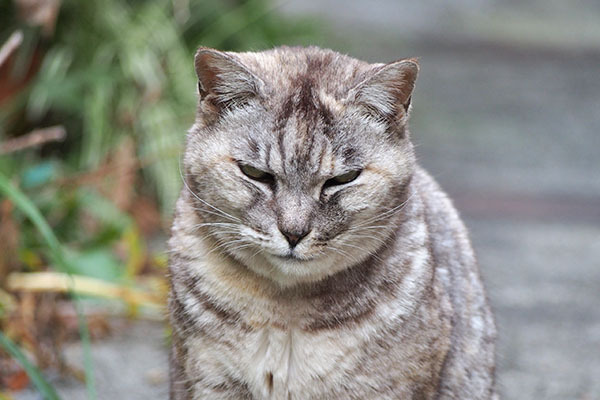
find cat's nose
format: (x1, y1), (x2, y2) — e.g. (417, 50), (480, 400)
(280, 228), (310, 248)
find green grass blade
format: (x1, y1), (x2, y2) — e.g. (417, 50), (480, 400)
(0, 173), (96, 400)
(73, 292), (97, 400)
(0, 331), (61, 400)
(0, 173), (71, 274)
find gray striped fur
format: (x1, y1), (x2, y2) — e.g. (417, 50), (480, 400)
(168, 46), (497, 399)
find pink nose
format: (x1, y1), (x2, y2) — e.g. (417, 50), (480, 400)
(280, 228), (310, 248)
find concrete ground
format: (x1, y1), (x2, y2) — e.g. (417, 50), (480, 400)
(13, 320), (169, 400)
(13, 1), (600, 399)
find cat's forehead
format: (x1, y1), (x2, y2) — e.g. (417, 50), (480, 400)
(217, 51), (351, 156)
(262, 87), (361, 170)
(214, 48), (399, 175)
(237, 46), (372, 99)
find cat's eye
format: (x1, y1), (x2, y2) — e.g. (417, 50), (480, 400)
(323, 169), (362, 188)
(239, 164), (275, 184)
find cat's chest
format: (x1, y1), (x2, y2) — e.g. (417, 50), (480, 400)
(215, 325), (365, 399)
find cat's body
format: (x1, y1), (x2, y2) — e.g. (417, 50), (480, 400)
(168, 46), (497, 399)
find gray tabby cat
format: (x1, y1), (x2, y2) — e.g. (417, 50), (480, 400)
(168, 46), (497, 399)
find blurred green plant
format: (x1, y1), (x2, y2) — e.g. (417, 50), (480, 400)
(0, 0), (318, 396)
(0, 331), (60, 400)
(1, 0), (318, 212)
(0, 172), (95, 399)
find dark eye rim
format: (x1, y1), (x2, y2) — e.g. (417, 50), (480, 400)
(323, 169), (362, 189)
(238, 163), (275, 184)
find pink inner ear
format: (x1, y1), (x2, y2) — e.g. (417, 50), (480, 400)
(196, 52), (222, 95)
(375, 61), (418, 108)
(352, 60), (419, 118)
(193, 49), (261, 114)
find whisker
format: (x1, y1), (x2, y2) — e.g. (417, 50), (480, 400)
(189, 206), (241, 222)
(204, 238), (247, 257)
(250, 247), (263, 258)
(227, 244), (255, 253)
(189, 228), (240, 239)
(347, 233), (387, 246)
(346, 225), (390, 232)
(352, 193), (415, 229)
(338, 241), (383, 262)
(178, 157), (241, 223)
(328, 246), (359, 264)
(191, 222), (240, 230)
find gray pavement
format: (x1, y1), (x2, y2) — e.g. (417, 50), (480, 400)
(471, 218), (600, 399)
(14, 320), (169, 400)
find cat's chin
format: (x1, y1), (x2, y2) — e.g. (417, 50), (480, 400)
(230, 248), (352, 287)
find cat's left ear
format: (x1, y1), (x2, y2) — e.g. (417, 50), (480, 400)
(194, 47), (263, 114)
(349, 58), (419, 121)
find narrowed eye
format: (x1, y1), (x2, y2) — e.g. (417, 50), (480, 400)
(323, 169), (362, 188)
(239, 164), (275, 184)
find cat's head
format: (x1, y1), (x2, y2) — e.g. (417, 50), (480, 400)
(183, 46), (418, 286)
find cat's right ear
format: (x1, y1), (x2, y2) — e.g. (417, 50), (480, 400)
(348, 58), (419, 123)
(194, 47), (262, 114)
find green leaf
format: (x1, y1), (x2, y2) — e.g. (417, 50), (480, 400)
(66, 248), (123, 281)
(0, 172), (70, 273)
(0, 332), (61, 400)
(0, 173), (97, 400)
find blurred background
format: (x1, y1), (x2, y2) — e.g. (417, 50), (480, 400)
(0, 0), (598, 399)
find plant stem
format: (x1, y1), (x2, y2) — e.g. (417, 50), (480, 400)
(0, 173), (96, 400)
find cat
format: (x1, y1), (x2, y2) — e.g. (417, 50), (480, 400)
(168, 46), (497, 399)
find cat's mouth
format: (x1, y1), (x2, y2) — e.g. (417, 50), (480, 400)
(270, 251), (314, 262)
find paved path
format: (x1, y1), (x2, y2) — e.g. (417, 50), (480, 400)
(14, 321), (169, 400)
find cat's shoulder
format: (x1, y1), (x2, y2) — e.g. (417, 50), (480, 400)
(412, 165), (473, 255)
(413, 166), (458, 217)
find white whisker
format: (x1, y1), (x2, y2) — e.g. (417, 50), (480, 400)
(339, 241), (383, 262)
(352, 193), (415, 229)
(178, 157), (241, 223)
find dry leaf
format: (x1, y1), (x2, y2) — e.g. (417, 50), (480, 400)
(0, 200), (19, 285)
(15, 0), (62, 36)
